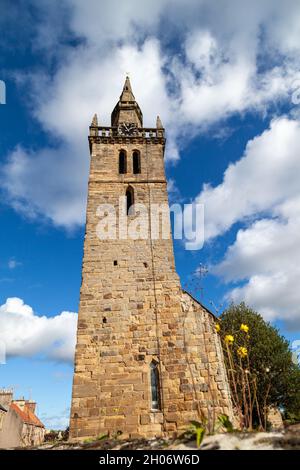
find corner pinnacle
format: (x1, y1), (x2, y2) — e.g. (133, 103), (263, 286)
(156, 115), (163, 129)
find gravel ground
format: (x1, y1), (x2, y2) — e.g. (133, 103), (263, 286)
(21, 424), (300, 451)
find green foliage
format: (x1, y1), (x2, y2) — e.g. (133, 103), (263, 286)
(217, 414), (234, 433)
(189, 421), (206, 447)
(282, 366), (300, 423)
(83, 437), (94, 444)
(83, 433), (109, 444)
(220, 302), (300, 425)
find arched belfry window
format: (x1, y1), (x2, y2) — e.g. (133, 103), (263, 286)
(133, 151), (141, 174)
(119, 150), (127, 174)
(150, 361), (161, 410)
(126, 186), (134, 215)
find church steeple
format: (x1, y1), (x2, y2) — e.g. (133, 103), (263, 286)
(70, 76), (234, 441)
(119, 76), (135, 102)
(111, 76), (143, 128)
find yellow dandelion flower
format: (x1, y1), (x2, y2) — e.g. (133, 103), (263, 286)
(224, 334), (234, 345)
(237, 346), (248, 358)
(240, 323), (249, 334)
(215, 323), (221, 333)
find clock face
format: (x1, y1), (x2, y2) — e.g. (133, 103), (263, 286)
(118, 122), (138, 136)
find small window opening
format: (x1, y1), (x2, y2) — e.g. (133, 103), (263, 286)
(150, 361), (161, 411)
(143, 262), (148, 268)
(119, 150), (127, 174)
(126, 186), (134, 215)
(103, 317), (107, 324)
(114, 260), (118, 266)
(133, 151), (141, 174)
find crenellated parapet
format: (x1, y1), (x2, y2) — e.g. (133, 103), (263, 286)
(89, 126), (165, 151)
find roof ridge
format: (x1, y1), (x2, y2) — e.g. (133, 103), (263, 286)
(10, 402), (44, 428)
(182, 289), (218, 320)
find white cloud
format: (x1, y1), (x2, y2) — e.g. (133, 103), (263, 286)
(2, 144), (88, 228)
(34, 39), (171, 137)
(41, 407), (70, 431)
(194, 118), (300, 240)
(2, 39), (173, 228)
(215, 199), (300, 329)
(8, 258), (22, 270)
(167, 177), (182, 204)
(191, 117), (300, 329)
(2, 0), (300, 230)
(63, 0), (169, 44)
(0, 298), (77, 362)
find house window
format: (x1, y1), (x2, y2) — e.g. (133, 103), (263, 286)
(133, 151), (141, 174)
(126, 186), (134, 215)
(119, 150), (127, 174)
(150, 361), (161, 410)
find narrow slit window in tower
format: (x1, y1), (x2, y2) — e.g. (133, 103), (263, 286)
(119, 150), (127, 174)
(133, 151), (141, 174)
(126, 186), (134, 215)
(150, 361), (161, 410)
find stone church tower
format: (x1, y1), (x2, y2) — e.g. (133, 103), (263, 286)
(70, 77), (233, 439)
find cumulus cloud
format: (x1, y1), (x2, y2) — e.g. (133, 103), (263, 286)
(2, 144), (88, 228)
(190, 117), (300, 328)
(2, 0), (300, 329)
(194, 117), (300, 240)
(212, 197), (300, 329)
(0, 298), (77, 362)
(2, 0), (300, 227)
(2, 39), (173, 228)
(220, 221), (298, 320)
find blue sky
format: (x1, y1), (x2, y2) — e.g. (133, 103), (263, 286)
(1, 0), (300, 429)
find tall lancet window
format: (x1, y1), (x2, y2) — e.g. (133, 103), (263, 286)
(150, 361), (161, 410)
(133, 150), (141, 174)
(126, 186), (134, 215)
(119, 150), (127, 174)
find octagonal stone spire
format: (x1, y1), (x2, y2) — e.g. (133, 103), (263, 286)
(111, 76), (143, 128)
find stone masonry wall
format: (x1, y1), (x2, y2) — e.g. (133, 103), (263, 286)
(69, 129), (233, 439)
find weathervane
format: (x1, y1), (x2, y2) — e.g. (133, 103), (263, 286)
(197, 263), (208, 298)
(184, 264), (209, 299)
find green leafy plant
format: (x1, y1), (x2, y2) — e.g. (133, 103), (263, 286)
(189, 420), (206, 448)
(83, 437), (94, 444)
(97, 433), (109, 441)
(217, 414), (234, 433)
(219, 302), (300, 430)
